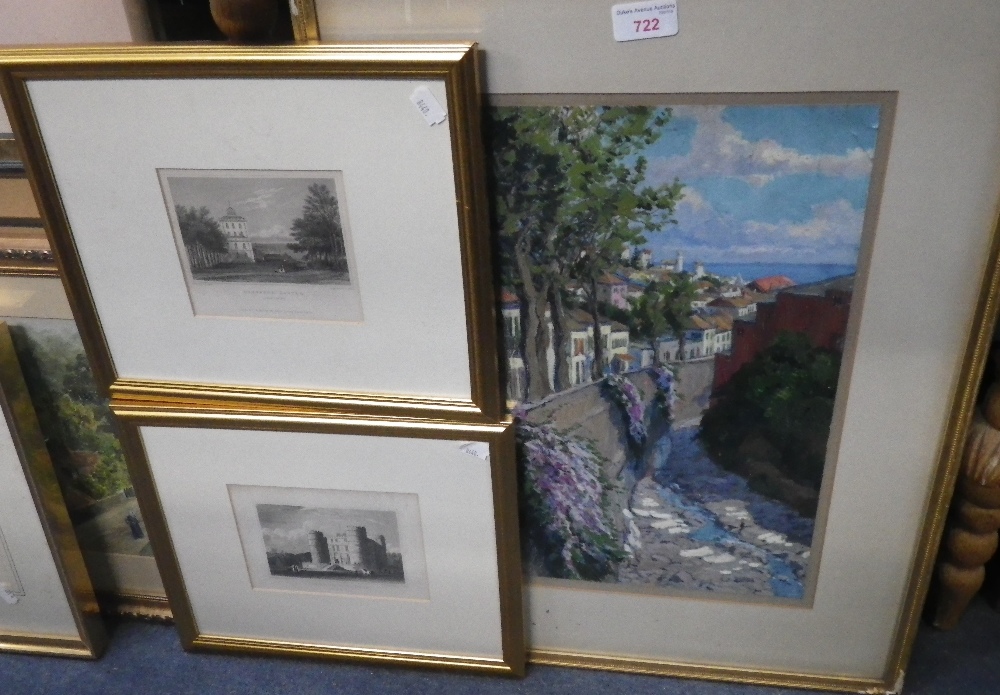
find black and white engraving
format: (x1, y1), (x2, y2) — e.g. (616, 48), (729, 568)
(163, 171), (349, 285)
(229, 485), (428, 600)
(158, 169), (363, 322)
(258, 504), (405, 582)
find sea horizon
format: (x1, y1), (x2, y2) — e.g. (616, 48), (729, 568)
(698, 262), (856, 286)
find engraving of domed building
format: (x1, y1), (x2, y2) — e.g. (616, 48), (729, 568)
(218, 205), (256, 263)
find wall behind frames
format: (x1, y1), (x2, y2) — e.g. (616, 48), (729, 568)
(0, 0), (152, 132)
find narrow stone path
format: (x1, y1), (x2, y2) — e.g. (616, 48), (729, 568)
(617, 428), (812, 599)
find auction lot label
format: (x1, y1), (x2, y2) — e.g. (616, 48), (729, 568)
(612, 2), (678, 42)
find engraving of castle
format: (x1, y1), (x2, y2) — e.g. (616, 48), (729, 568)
(305, 526), (389, 574)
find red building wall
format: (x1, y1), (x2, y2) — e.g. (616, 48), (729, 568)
(713, 288), (851, 391)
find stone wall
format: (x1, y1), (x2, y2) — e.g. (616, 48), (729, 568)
(523, 360), (715, 471)
(521, 360), (718, 539)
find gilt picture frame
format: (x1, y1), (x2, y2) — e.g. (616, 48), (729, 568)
(0, 43), (501, 423)
(297, 2), (1000, 690)
(0, 275), (169, 621)
(0, 320), (105, 658)
(0, 135), (56, 277)
(103, 404), (524, 675)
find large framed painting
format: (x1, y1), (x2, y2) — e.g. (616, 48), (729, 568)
(495, 93), (891, 611)
(299, 2), (1000, 691)
(0, 275), (168, 620)
(102, 404), (524, 674)
(0, 43), (502, 423)
(0, 320), (105, 658)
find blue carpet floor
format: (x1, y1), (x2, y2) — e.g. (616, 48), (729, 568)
(2, 598), (999, 695)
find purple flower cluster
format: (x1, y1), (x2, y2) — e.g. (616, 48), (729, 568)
(604, 373), (646, 447)
(518, 422), (619, 579)
(651, 365), (677, 423)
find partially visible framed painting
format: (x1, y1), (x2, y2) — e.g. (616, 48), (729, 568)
(0, 135), (55, 277)
(0, 134), (19, 168)
(0, 43), (501, 423)
(103, 405), (524, 674)
(0, 275), (169, 621)
(0, 321), (105, 658)
(299, 2), (1000, 691)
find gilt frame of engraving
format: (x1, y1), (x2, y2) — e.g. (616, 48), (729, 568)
(0, 43), (501, 423)
(105, 402), (524, 675)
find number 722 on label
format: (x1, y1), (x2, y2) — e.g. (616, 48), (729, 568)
(611, 3), (679, 42)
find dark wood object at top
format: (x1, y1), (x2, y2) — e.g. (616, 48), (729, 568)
(144, 0), (293, 42)
(209, 0), (279, 41)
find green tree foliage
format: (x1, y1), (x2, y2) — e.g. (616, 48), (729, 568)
(629, 286), (667, 354)
(488, 108), (566, 399)
(630, 276), (698, 362)
(175, 205), (227, 253)
(699, 332), (841, 496)
(288, 183), (346, 271)
(487, 106), (685, 394)
(554, 107), (685, 379)
(8, 325), (129, 502)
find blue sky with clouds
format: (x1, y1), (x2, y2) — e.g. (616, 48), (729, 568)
(640, 104), (881, 265)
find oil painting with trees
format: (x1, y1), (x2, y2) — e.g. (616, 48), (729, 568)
(490, 100), (884, 601)
(3, 318), (149, 556)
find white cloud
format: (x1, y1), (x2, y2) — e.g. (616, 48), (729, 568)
(742, 199), (864, 244)
(648, 192), (863, 264)
(648, 106), (874, 186)
(238, 187), (283, 210)
(677, 186), (709, 212)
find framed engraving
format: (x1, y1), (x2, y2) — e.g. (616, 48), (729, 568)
(0, 44), (501, 422)
(158, 169), (362, 322)
(105, 405), (524, 674)
(229, 485), (428, 600)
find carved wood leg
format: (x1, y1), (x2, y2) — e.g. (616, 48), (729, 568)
(933, 478), (1000, 629)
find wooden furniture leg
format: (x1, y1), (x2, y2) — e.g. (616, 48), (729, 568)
(933, 408), (1000, 629)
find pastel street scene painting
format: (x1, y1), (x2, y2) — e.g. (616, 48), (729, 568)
(158, 169), (362, 322)
(1, 318), (148, 560)
(256, 505), (405, 584)
(490, 98), (889, 602)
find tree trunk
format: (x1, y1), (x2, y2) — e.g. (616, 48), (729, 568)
(588, 276), (605, 381)
(549, 286), (571, 391)
(515, 240), (553, 401)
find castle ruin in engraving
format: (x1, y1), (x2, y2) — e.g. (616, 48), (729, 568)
(258, 504), (404, 582)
